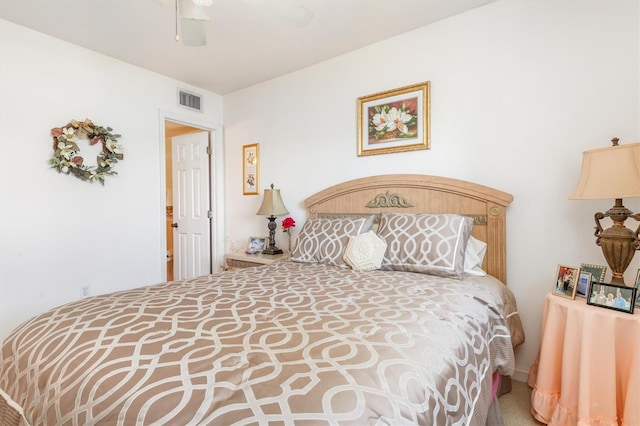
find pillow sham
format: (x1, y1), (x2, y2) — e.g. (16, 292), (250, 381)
(343, 230), (387, 272)
(377, 212), (473, 279)
(464, 236), (487, 276)
(291, 217), (372, 268)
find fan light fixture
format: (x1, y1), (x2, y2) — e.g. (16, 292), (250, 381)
(175, 0), (209, 46)
(570, 138), (640, 285)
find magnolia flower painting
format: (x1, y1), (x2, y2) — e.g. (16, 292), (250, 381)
(368, 100), (418, 143)
(357, 82), (430, 156)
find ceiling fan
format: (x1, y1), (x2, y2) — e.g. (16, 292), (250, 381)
(171, 0), (315, 47)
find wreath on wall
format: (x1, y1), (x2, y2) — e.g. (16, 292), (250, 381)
(49, 118), (124, 184)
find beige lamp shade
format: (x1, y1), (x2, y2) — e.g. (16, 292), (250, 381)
(570, 142), (640, 200)
(256, 187), (289, 216)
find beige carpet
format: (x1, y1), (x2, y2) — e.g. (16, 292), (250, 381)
(499, 379), (544, 425)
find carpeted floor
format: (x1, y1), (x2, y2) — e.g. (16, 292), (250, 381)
(499, 379), (544, 425)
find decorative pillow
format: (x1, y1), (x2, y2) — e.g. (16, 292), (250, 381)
(464, 236), (487, 276)
(291, 217), (371, 268)
(343, 230), (387, 272)
(377, 212), (473, 279)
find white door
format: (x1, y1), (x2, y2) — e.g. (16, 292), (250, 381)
(172, 131), (211, 280)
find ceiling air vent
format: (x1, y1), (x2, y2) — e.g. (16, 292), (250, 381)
(178, 89), (203, 113)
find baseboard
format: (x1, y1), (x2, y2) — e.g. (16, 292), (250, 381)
(511, 367), (530, 383)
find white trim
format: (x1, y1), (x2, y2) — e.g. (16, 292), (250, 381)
(511, 367), (530, 384)
(157, 110), (225, 281)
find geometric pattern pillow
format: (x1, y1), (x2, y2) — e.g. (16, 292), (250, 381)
(343, 230), (387, 272)
(377, 212), (473, 279)
(291, 217), (370, 268)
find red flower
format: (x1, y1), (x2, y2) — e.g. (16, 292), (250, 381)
(71, 156), (84, 166)
(281, 217), (295, 231)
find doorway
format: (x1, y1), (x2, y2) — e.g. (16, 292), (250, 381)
(164, 120), (214, 281)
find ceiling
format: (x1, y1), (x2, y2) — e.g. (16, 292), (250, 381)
(0, 0), (497, 95)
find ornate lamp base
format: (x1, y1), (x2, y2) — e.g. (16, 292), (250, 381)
(594, 199), (640, 285)
(263, 215), (283, 255)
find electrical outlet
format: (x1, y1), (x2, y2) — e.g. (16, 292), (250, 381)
(81, 285), (90, 298)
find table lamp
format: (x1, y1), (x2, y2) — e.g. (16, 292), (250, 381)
(256, 184), (289, 255)
(570, 138), (640, 285)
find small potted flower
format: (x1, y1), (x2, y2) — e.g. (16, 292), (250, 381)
(281, 217), (296, 252)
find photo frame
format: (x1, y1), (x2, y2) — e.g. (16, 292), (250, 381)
(246, 236), (268, 253)
(587, 281), (636, 314)
(635, 269), (640, 308)
(357, 82), (430, 156)
(242, 143), (259, 195)
(552, 264), (579, 299)
(579, 263), (607, 283)
(575, 271), (592, 298)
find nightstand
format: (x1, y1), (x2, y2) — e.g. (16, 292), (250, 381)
(224, 251), (290, 270)
(528, 292), (640, 425)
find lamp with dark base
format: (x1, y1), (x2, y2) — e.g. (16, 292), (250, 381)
(571, 138), (640, 285)
(256, 184), (289, 255)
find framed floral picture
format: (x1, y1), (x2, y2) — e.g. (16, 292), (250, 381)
(357, 82), (430, 156)
(242, 143), (259, 195)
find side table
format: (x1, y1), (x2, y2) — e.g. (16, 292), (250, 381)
(528, 292), (640, 425)
(224, 251), (289, 270)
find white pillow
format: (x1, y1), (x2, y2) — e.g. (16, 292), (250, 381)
(464, 236), (487, 276)
(343, 231), (387, 272)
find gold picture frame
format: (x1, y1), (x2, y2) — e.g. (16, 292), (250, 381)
(357, 81), (430, 156)
(552, 264), (579, 299)
(577, 263), (607, 297)
(242, 143), (259, 195)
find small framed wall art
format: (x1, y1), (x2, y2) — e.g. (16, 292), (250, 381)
(357, 81), (430, 156)
(552, 264), (579, 299)
(243, 143), (259, 195)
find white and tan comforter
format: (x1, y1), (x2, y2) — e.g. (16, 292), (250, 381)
(0, 261), (522, 425)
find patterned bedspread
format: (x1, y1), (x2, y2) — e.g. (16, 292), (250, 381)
(0, 261), (522, 425)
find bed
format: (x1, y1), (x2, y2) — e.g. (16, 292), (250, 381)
(0, 174), (524, 425)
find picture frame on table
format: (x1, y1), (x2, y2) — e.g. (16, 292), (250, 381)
(552, 264), (579, 299)
(242, 143), (259, 196)
(357, 82), (430, 157)
(576, 264), (606, 297)
(587, 281), (636, 314)
(246, 236), (268, 254)
(579, 263), (607, 282)
(575, 271), (592, 298)
(635, 269), (640, 308)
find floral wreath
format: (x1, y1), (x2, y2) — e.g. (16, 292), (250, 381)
(49, 118), (124, 184)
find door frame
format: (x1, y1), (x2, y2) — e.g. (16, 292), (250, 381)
(158, 110), (225, 281)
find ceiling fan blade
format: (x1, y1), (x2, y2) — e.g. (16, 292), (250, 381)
(242, 0), (314, 27)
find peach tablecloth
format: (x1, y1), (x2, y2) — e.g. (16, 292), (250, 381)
(528, 293), (640, 425)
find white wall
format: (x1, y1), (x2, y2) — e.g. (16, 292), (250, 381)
(0, 20), (223, 340)
(223, 0), (640, 380)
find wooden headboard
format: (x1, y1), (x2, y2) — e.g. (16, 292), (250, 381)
(304, 174), (514, 284)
